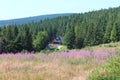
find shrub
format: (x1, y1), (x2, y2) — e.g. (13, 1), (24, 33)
(88, 55), (120, 80)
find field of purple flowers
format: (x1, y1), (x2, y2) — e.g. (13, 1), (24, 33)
(0, 48), (118, 80)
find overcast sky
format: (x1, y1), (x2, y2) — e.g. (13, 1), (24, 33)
(0, 0), (120, 20)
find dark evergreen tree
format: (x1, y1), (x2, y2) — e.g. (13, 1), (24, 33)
(74, 24), (85, 48)
(103, 25), (112, 43)
(63, 25), (75, 49)
(110, 26), (117, 42)
(33, 31), (48, 51)
(15, 25), (33, 52)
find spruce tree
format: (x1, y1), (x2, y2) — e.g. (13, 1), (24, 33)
(33, 31), (48, 51)
(110, 26), (117, 42)
(63, 25), (75, 49)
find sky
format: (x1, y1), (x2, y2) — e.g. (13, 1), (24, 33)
(0, 0), (120, 20)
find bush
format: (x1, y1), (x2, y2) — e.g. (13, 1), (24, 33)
(103, 43), (118, 48)
(21, 49), (28, 53)
(88, 55), (120, 80)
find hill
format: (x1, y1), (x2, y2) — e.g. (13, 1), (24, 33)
(0, 13), (72, 26)
(0, 6), (120, 53)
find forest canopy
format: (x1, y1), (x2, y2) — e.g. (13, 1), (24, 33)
(0, 7), (120, 53)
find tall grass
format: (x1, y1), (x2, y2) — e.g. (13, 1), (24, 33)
(0, 50), (117, 80)
(88, 52), (120, 80)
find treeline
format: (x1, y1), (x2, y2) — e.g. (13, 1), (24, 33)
(63, 7), (120, 49)
(0, 7), (120, 53)
(0, 16), (69, 53)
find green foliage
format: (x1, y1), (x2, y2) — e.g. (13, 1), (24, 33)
(100, 42), (119, 48)
(103, 26), (112, 43)
(110, 26), (117, 42)
(33, 31), (49, 51)
(16, 26), (33, 51)
(1, 7), (120, 53)
(88, 55), (120, 80)
(63, 26), (75, 49)
(74, 25), (85, 48)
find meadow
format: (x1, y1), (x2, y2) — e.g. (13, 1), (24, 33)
(0, 42), (120, 80)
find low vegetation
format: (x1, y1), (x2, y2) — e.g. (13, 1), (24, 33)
(88, 54), (120, 80)
(0, 42), (120, 80)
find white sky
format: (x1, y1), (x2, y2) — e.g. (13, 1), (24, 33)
(0, 0), (120, 20)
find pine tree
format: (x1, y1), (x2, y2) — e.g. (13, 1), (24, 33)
(33, 31), (49, 51)
(110, 26), (117, 42)
(63, 25), (75, 49)
(11, 25), (18, 40)
(74, 24), (84, 48)
(103, 24), (112, 43)
(16, 25), (33, 51)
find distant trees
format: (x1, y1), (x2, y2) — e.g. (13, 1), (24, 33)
(0, 6), (120, 53)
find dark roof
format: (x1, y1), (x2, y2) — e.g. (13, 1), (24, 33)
(53, 36), (62, 44)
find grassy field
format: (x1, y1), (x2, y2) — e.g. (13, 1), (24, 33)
(0, 42), (120, 80)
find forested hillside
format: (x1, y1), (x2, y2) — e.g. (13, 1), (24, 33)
(0, 7), (120, 53)
(0, 14), (72, 26)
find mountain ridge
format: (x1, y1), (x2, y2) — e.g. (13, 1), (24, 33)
(0, 13), (73, 27)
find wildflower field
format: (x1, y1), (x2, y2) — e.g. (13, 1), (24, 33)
(0, 43), (120, 80)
